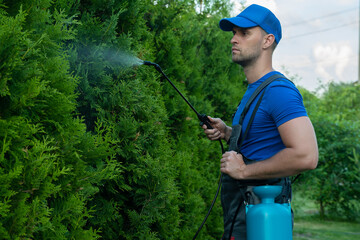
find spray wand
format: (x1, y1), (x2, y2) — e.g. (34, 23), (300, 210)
(143, 61), (213, 130)
(143, 60), (224, 239)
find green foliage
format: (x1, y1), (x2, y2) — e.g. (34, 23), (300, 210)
(320, 83), (360, 122)
(299, 83), (360, 221)
(311, 117), (360, 220)
(0, 1), (119, 239)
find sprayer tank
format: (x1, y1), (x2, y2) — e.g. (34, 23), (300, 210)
(246, 185), (292, 240)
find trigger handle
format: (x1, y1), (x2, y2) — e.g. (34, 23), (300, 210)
(199, 114), (213, 129)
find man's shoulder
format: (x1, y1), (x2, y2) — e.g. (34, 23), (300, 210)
(260, 72), (295, 89)
(261, 75), (307, 126)
(266, 77), (299, 95)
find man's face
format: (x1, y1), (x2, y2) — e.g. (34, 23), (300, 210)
(230, 26), (266, 67)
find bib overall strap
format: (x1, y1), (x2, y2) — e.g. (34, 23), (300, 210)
(229, 74), (287, 153)
(239, 74), (287, 124)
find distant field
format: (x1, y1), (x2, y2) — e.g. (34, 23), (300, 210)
(292, 189), (360, 240)
(293, 217), (360, 240)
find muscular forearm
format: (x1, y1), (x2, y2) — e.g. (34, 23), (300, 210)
(240, 147), (318, 179)
(222, 117), (319, 180)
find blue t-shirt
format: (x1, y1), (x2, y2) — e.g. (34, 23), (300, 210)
(232, 71), (307, 161)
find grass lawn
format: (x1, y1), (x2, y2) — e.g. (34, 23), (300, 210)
(292, 189), (360, 240)
(293, 217), (360, 240)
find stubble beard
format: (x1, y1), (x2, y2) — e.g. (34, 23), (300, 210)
(232, 42), (262, 68)
(232, 50), (259, 68)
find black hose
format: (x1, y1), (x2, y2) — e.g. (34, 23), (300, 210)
(192, 140), (224, 240)
(143, 60), (225, 239)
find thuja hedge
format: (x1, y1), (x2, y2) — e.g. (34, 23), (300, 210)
(0, 1), (122, 239)
(0, 0), (244, 239)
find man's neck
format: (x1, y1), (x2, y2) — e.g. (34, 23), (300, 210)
(242, 52), (274, 84)
(244, 65), (274, 84)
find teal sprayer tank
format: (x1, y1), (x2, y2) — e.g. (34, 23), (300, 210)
(246, 185), (292, 240)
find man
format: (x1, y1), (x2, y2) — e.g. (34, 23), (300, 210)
(202, 4), (318, 240)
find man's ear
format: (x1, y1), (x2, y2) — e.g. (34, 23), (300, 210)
(263, 34), (275, 49)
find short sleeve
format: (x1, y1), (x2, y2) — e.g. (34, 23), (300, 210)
(264, 81), (308, 127)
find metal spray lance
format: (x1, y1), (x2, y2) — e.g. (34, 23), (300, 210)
(143, 61), (213, 129)
(142, 60), (224, 240)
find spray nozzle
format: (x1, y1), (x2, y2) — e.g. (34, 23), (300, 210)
(143, 60), (156, 66)
(143, 60), (161, 70)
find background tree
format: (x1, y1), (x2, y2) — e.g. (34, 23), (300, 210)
(299, 83), (360, 221)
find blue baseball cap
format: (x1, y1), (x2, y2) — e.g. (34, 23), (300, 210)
(219, 4), (282, 44)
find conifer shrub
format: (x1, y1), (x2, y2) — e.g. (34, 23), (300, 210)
(0, 1), (120, 239)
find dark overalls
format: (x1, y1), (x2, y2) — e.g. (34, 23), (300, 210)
(221, 74), (293, 240)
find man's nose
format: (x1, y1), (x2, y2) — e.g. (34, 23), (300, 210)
(230, 35), (238, 44)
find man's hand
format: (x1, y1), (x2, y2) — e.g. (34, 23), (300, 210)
(202, 116), (232, 142)
(220, 151), (246, 179)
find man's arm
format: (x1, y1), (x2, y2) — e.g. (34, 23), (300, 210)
(220, 116), (318, 179)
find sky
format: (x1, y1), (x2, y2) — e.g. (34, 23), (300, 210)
(229, 0), (359, 93)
